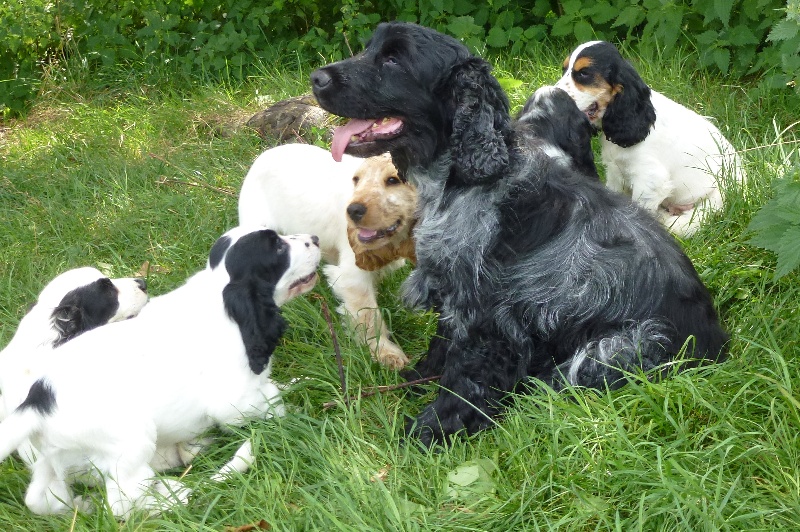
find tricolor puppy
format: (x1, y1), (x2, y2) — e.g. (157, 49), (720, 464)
(0, 227), (320, 518)
(239, 143), (416, 369)
(556, 41), (745, 236)
(0, 267), (148, 427)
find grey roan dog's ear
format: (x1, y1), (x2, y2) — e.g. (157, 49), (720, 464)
(443, 57), (513, 185)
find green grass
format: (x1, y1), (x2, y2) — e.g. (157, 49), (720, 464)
(0, 40), (799, 531)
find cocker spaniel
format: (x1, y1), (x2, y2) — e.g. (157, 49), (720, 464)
(239, 143), (416, 369)
(556, 40), (745, 237)
(0, 227), (320, 517)
(311, 21), (729, 446)
(0, 267), (148, 428)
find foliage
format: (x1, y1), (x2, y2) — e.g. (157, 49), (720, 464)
(2, 0), (799, 117)
(747, 169), (800, 279)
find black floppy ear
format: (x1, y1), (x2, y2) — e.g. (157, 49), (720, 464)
(223, 280), (287, 374)
(565, 115), (600, 179)
(601, 59), (656, 148)
(444, 57), (512, 184)
(51, 305), (84, 347)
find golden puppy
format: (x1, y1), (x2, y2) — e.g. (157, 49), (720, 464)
(239, 144), (417, 368)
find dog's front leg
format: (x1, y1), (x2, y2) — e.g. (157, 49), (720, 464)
(406, 338), (517, 447)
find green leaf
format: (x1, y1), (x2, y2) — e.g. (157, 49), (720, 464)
(713, 47), (731, 73)
(497, 77), (524, 92)
(486, 26), (509, 47)
(776, 226), (800, 278)
(573, 20), (595, 41)
(444, 458), (498, 499)
(446, 16), (481, 39)
(714, 0), (735, 27)
(768, 19), (800, 42)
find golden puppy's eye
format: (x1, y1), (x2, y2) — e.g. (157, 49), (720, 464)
(386, 176), (401, 185)
(353, 176), (360, 185)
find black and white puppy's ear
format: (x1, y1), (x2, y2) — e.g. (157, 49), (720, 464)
(561, 106), (600, 180)
(220, 230), (289, 374)
(444, 57), (512, 185)
(601, 55), (656, 148)
(51, 305), (86, 347)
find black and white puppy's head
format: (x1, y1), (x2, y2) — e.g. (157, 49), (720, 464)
(208, 227), (321, 374)
(555, 41), (656, 148)
(311, 21), (512, 185)
(17, 267), (149, 350)
(516, 85), (600, 179)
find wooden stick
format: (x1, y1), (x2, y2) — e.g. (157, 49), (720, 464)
(321, 375), (441, 410)
(314, 294), (348, 406)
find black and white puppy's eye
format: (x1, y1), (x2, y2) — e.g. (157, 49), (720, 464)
(573, 69), (591, 81)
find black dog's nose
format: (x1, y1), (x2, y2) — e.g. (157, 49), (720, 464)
(311, 69), (331, 90)
(135, 278), (147, 292)
(311, 235), (320, 247)
(347, 203), (367, 222)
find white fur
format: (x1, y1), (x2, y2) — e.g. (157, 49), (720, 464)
(0, 228), (320, 517)
(0, 267), (148, 455)
(557, 46), (745, 237)
(238, 143), (411, 368)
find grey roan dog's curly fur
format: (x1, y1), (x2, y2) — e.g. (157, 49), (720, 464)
(312, 21), (729, 446)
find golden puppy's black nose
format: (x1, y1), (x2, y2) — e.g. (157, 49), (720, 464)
(347, 203), (367, 222)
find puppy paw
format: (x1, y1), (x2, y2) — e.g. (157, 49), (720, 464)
(374, 341), (410, 369)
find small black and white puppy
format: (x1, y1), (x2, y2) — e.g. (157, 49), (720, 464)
(312, 21), (729, 446)
(516, 85), (599, 180)
(0, 267), (148, 425)
(0, 227), (320, 518)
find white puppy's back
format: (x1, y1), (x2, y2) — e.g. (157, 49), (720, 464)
(238, 143), (363, 261)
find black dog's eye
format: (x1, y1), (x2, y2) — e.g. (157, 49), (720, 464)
(386, 176), (401, 185)
(384, 56), (399, 66)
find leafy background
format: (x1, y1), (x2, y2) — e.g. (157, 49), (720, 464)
(2, 0), (799, 117)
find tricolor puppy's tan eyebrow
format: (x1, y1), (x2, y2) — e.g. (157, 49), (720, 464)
(573, 57), (593, 72)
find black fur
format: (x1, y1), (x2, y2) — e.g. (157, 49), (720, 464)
(516, 86), (600, 179)
(569, 41), (656, 148)
(219, 230), (288, 374)
(18, 379), (56, 416)
(313, 22), (728, 447)
(208, 235), (232, 270)
(51, 278), (126, 347)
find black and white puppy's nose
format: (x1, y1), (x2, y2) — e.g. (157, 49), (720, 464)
(311, 235), (320, 247)
(311, 69), (332, 90)
(135, 278), (147, 292)
(347, 203), (367, 223)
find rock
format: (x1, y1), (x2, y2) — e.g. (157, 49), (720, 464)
(246, 94), (332, 142)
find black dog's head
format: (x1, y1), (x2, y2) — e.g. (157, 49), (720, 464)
(211, 227), (320, 374)
(311, 21), (512, 185)
(516, 85), (600, 180)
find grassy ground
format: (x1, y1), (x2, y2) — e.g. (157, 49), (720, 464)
(1, 41), (799, 531)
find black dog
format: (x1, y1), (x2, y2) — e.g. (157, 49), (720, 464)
(312, 22), (728, 446)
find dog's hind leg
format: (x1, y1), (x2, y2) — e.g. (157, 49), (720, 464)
(323, 263), (409, 369)
(547, 320), (672, 390)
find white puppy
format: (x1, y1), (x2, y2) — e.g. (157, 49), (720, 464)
(556, 41), (745, 236)
(0, 267), (148, 428)
(0, 227), (320, 518)
(239, 143), (417, 369)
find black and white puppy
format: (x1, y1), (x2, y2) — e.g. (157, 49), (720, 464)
(0, 227), (320, 517)
(311, 22), (729, 446)
(0, 267), (148, 426)
(516, 85), (599, 180)
(555, 41), (745, 236)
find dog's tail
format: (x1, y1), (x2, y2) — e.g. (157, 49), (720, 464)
(0, 379), (54, 462)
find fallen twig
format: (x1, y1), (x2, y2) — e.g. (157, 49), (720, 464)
(314, 294), (348, 406)
(321, 375), (441, 410)
(149, 152), (236, 196)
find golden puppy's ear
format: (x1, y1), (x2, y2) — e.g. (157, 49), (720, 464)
(395, 237), (416, 265)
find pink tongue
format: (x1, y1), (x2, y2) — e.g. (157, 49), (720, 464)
(331, 119), (377, 162)
(358, 228), (378, 240)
